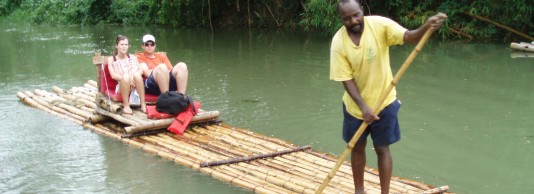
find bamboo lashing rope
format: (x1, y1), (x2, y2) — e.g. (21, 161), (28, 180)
(315, 29), (435, 193)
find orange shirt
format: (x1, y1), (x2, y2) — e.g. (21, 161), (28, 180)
(135, 52), (173, 70)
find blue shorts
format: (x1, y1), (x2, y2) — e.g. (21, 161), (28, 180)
(342, 99), (401, 146)
(144, 71), (177, 95)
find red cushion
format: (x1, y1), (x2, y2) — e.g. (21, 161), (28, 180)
(99, 64), (158, 102)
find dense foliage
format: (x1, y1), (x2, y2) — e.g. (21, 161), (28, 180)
(1, 0), (532, 40)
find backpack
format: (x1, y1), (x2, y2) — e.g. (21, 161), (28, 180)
(155, 91), (194, 115)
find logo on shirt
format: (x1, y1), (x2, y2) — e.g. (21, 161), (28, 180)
(367, 47), (376, 64)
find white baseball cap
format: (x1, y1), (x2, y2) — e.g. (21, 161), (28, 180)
(142, 34), (155, 43)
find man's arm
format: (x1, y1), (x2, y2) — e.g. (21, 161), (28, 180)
(343, 80), (379, 124)
(404, 12), (447, 43)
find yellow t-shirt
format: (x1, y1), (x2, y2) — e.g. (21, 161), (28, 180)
(330, 16), (407, 119)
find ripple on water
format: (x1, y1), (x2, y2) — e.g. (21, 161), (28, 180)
(0, 98), (107, 193)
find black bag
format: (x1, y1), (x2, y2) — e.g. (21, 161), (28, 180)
(156, 91), (192, 115)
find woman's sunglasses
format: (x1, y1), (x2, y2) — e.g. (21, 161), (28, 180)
(144, 42), (155, 47)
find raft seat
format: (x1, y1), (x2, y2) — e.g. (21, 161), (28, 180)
(100, 63), (159, 102)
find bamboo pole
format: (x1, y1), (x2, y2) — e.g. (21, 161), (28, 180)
(73, 86), (97, 97)
(36, 88), (95, 113)
(316, 29), (435, 193)
(180, 127), (346, 191)
(83, 83), (97, 91)
(121, 112), (147, 124)
(124, 110), (220, 133)
(223, 123), (296, 147)
(143, 134), (298, 193)
(52, 86), (65, 94)
(84, 113), (109, 124)
(192, 126), (360, 192)
(17, 91), (83, 124)
(70, 91), (96, 102)
(200, 145), (311, 167)
(87, 80), (98, 87)
(464, 11), (534, 41)
(201, 125), (291, 152)
(162, 132), (238, 157)
(170, 128), (346, 192)
(95, 107), (139, 126)
(422, 185), (449, 194)
(24, 91), (89, 121)
(98, 97), (122, 113)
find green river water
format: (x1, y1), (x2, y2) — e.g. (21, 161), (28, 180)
(0, 23), (533, 194)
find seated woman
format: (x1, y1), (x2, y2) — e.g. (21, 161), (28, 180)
(107, 35), (146, 114)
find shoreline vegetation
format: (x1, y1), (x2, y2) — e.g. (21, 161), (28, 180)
(1, 0), (532, 41)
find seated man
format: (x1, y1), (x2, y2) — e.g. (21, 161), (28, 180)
(136, 34), (188, 95)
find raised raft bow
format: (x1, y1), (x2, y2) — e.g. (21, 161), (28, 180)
(14, 53), (452, 194)
(510, 42), (534, 52)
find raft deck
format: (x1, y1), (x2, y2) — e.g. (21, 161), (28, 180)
(17, 80), (450, 194)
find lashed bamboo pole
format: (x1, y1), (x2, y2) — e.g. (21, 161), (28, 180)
(189, 125), (390, 193)
(195, 126), (281, 152)
(213, 127), (288, 151)
(52, 86), (65, 94)
(33, 89), (65, 101)
(226, 164), (314, 194)
(422, 185), (449, 194)
(70, 91), (96, 102)
(143, 137), (306, 193)
(200, 145), (311, 167)
(316, 29), (435, 193)
(37, 89), (96, 114)
(185, 133), (250, 156)
(24, 91), (88, 121)
(52, 87), (93, 108)
(183, 130), (353, 193)
(124, 110), (220, 133)
(121, 112), (147, 124)
(194, 126), (360, 191)
(165, 130), (353, 193)
(220, 124), (296, 147)
(87, 80), (98, 87)
(214, 165), (295, 193)
(83, 83), (97, 91)
(256, 160), (338, 193)
(71, 86), (97, 97)
(98, 97), (122, 113)
(17, 91), (83, 124)
(237, 161), (351, 194)
(95, 107), (139, 126)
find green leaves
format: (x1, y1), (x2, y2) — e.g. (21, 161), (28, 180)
(1, 0), (532, 40)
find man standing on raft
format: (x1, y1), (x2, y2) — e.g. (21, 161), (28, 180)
(136, 34), (189, 95)
(329, 0), (447, 193)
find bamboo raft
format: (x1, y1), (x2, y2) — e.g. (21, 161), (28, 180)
(16, 79), (450, 194)
(510, 42), (534, 52)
